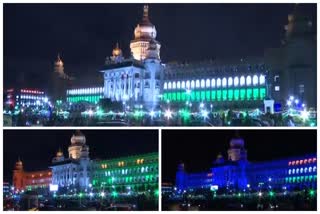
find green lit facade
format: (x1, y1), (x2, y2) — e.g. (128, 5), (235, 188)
(92, 152), (158, 194)
(163, 87), (266, 103)
(66, 87), (104, 104)
(162, 74), (267, 103)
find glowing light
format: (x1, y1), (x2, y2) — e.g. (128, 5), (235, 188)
(301, 110), (309, 121)
(287, 100), (292, 106)
(295, 99), (299, 104)
(259, 75), (265, 85)
(240, 76), (245, 86)
(201, 110), (209, 119)
(222, 78), (227, 87)
(100, 192), (105, 197)
(164, 109), (172, 119)
(258, 192), (262, 197)
(89, 192), (93, 197)
(149, 110), (155, 118)
(253, 75), (258, 85)
(200, 103), (204, 108)
(289, 96), (294, 101)
(88, 109), (93, 116)
(234, 77), (239, 86)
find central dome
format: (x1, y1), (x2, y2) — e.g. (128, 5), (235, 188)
(70, 130), (86, 145)
(134, 5), (157, 40)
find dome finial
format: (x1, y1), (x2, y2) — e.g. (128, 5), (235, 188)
(143, 5), (149, 22)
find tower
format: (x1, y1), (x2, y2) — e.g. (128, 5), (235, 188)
(50, 54), (72, 102)
(68, 130), (89, 160)
(130, 5), (161, 61)
(13, 158), (24, 191)
(281, 4), (316, 108)
(227, 133), (248, 189)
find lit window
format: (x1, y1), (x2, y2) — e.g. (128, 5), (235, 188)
(296, 168), (299, 174)
(172, 82), (176, 89)
(186, 81), (190, 89)
(300, 167), (303, 173)
(200, 79), (205, 88)
(304, 167), (308, 173)
(228, 77), (233, 87)
(164, 82), (167, 90)
(246, 76), (252, 86)
(206, 79), (210, 88)
(168, 82), (172, 89)
(288, 169), (291, 175)
(137, 159), (140, 164)
(253, 75), (258, 85)
(177, 81), (181, 89)
(191, 80), (195, 89)
(300, 160), (303, 165)
(295, 160), (299, 165)
(234, 77), (239, 87)
(240, 76), (245, 86)
(304, 159), (307, 164)
(259, 75), (265, 85)
(211, 79), (216, 88)
(313, 158), (316, 162)
(196, 80), (200, 88)
(288, 161), (291, 166)
(292, 169), (295, 174)
(217, 78), (221, 87)
(181, 81), (185, 89)
(308, 159), (312, 164)
(313, 166), (316, 172)
(141, 167), (145, 173)
(309, 167), (312, 173)
(222, 78), (227, 87)
(141, 159), (144, 164)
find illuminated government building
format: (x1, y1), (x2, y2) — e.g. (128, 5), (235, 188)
(62, 4), (316, 111)
(13, 131), (159, 196)
(175, 135), (317, 193)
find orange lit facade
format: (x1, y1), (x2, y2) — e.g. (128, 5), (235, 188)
(13, 159), (52, 193)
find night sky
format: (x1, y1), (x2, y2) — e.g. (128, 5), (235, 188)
(162, 130), (317, 183)
(4, 3), (316, 89)
(4, 130), (158, 183)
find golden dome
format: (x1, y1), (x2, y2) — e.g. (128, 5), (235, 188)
(56, 148), (63, 157)
(112, 43), (122, 57)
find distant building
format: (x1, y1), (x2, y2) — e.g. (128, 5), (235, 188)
(4, 88), (48, 111)
(175, 135), (317, 192)
(50, 54), (73, 102)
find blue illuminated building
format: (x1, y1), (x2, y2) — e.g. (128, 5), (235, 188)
(175, 136), (317, 192)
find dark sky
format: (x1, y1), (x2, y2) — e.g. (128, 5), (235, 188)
(4, 129), (158, 183)
(162, 130), (316, 183)
(4, 3), (316, 89)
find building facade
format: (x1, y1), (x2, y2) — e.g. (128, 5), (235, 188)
(13, 131), (159, 197)
(175, 136), (317, 192)
(4, 88), (48, 111)
(12, 159), (52, 194)
(63, 5), (315, 111)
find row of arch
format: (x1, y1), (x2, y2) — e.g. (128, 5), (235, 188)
(164, 75), (265, 90)
(288, 166), (317, 175)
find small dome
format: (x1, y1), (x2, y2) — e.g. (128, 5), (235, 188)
(112, 43), (122, 57)
(56, 148), (63, 157)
